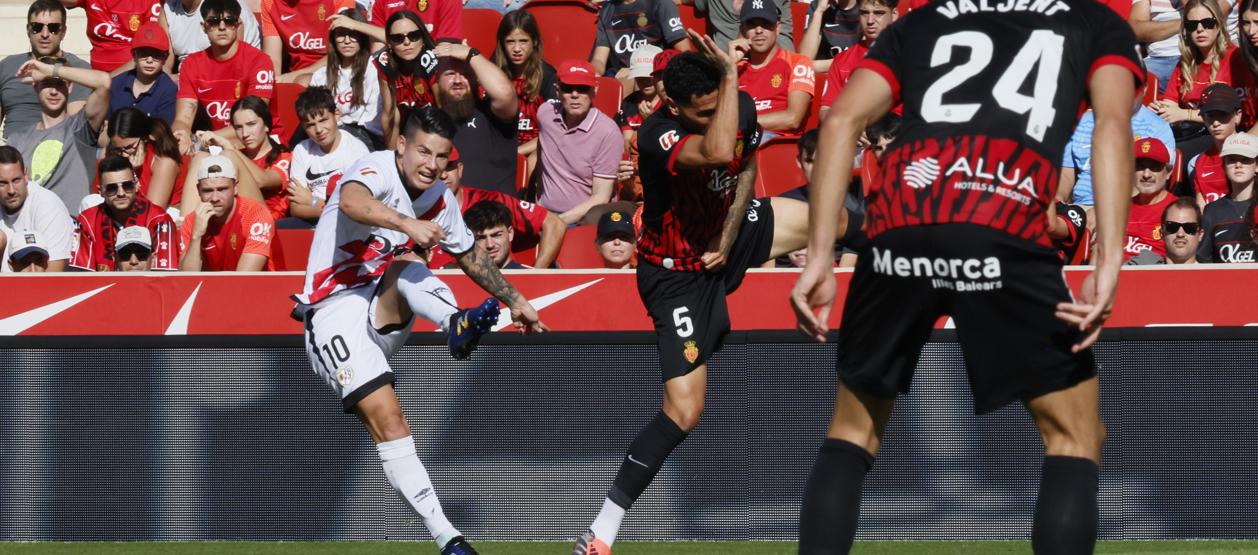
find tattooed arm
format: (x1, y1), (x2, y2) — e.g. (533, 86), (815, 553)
(455, 245), (548, 334)
(701, 157), (758, 271)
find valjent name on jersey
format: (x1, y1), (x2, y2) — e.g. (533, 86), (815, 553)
(935, 0), (1070, 19)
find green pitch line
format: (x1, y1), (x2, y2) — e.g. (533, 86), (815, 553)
(0, 541), (1256, 554)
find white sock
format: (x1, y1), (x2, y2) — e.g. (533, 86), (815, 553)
(395, 261), (459, 331)
(377, 437), (461, 548)
(589, 497), (627, 546)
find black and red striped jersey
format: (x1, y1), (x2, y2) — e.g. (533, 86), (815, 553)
(372, 48), (438, 127)
(636, 91), (762, 271)
(857, 0), (1141, 247)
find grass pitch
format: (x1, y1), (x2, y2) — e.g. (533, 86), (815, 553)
(1, 541), (1257, 554)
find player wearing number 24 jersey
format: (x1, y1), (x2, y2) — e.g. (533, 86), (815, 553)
(791, 0), (1141, 553)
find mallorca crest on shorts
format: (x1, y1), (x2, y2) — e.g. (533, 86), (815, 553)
(129, 14), (141, 32)
(683, 340), (699, 364)
(770, 74), (782, 88)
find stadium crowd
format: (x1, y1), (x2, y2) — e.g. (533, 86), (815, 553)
(0, 0), (1256, 273)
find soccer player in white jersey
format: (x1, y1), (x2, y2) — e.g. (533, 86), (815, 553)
(293, 105), (548, 555)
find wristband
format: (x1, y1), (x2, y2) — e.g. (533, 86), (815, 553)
(311, 197), (318, 208)
(52, 62), (62, 79)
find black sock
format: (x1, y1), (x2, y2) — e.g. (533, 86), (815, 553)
(1032, 456), (1099, 555)
(607, 411), (688, 509)
(798, 438), (875, 555)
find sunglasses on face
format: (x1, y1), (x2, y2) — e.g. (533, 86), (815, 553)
(102, 180), (138, 196)
(1186, 17), (1219, 31)
(117, 246), (151, 260)
(205, 15), (240, 28)
(558, 84), (593, 95)
(27, 22), (63, 34)
(1163, 221), (1201, 234)
(387, 30), (425, 45)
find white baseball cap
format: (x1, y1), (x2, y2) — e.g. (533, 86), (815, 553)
(196, 154), (237, 181)
(115, 225), (153, 252)
(1221, 132), (1258, 159)
(9, 230), (48, 262)
(79, 193), (105, 213)
(629, 44), (663, 79)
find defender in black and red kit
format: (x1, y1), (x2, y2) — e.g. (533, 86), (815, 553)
(571, 31), (849, 555)
(790, 0), (1142, 553)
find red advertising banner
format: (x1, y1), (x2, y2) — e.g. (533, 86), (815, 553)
(1, 266), (1257, 336)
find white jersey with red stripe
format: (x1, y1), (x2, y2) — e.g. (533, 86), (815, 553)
(295, 150), (475, 306)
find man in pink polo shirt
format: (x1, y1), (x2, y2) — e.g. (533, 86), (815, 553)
(536, 59), (624, 225)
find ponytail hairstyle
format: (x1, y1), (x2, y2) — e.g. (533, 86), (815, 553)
(492, 10), (546, 101)
(327, 8), (371, 109)
(230, 95), (285, 166)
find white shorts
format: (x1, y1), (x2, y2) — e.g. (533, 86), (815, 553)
(303, 283), (414, 412)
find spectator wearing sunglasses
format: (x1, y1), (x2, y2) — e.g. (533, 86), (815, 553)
(7, 57), (111, 216)
(1199, 131), (1258, 261)
(0, 0), (93, 140)
(70, 154), (178, 271)
(536, 59), (623, 225)
(1163, 197), (1206, 264)
(83, 0), (163, 73)
(172, 0), (276, 154)
(0, 145), (72, 273)
(1126, 138), (1180, 260)
(157, 0), (260, 69)
(113, 225), (156, 271)
(108, 22), (178, 125)
(1153, 0), (1235, 161)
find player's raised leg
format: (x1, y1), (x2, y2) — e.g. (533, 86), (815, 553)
(373, 257), (501, 360)
(1025, 377), (1105, 554)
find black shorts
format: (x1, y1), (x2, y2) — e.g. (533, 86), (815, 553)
(838, 224), (1095, 414)
(638, 198), (776, 382)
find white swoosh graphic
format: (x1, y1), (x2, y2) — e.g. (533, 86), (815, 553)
(164, 282), (203, 335)
(0, 284), (113, 336)
(491, 278), (604, 331)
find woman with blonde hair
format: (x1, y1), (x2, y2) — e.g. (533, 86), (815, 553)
(1155, 0), (1235, 157)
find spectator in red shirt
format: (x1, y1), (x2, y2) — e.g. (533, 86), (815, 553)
(1162, 197), (1206, 264)
(184, 95), (292, 222)
(370, 0), (461, 40)
(1127, 137), (1179, 259)
(463, 200), (529, 269)
(374, 10), (438, 148)
(83, 0), (163, 73)
(1189, 83), (1242, 207)
(179, 153), (276, 271)
(260, 0), (354, 84)
(102, 107), (182, 208)
(172, 0), (276, 153)
(595, 208), (636, 269)
(112, 225), (157, 270)
(1153, 0), (1234, 158)
(733, 0), (814, 138)
(818, 0), (896, 119)
(71, 154), (178, 271)
(492, 10), (557, 171)
(1233, 0), (1258, 129)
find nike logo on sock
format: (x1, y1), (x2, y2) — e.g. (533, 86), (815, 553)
(627, 454), (648, 468)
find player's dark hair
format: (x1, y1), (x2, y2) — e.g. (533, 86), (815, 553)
(0, 145), (24, 171)
(463, 200), (513, 233)
(96, 154), (134, 180)
(798, 128), (819, 158)
(865, 113), (901, 146)
(200, 0), (242, 19)
(859, 0), (897, 9)
(327, 9), (370, 109)
(385, 10), (437, 72)
(27, 0), (66, 25)
(296, 86), (338, 123)
(1240, 0), (1258, 77)
(108, 108), (181, 162)
(663, 53), (722, 107)
(402, 105), (457, 142)
(231, 95), (286, 166)
(1161, 196), (1202, 224)
(493, 10), (546, 101)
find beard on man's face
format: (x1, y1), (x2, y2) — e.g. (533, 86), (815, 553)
(438, 88), (476, 121)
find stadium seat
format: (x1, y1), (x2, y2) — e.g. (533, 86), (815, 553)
(676, 3), (706, 34)
(513, 244), (539, 266)
(791, 2), (810, 51)
(594, 75), (623, 119)
(464, 9), (503, 58)
(274, 228), (314, 271)
(1144, 74), (1159, 106)
(516, 153), (530, 195)
(273, 82), (306, 145)
(555, 225), (604, 268)
(755, 136), (807, 197)
(524, 0), (599, 67)
(1173, 147), (1184, 185)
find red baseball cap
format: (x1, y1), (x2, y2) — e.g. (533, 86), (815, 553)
(448, 146), (460, 164)
(131, 21), (169, 54)
(1133, 137), (1169, 165)
(557, 59), (597, 88)
(653, 49), (681, 75)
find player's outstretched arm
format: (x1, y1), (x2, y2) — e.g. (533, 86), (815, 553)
(790, 68), (893, 342)
(454, 246), (549, 334)
(1055, 65), (1136, 352)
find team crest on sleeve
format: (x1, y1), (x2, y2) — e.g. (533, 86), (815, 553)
(683, 340), (699, 363)
(659, 130), (680, 151)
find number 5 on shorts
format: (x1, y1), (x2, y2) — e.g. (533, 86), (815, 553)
(673, 307), (694, 338)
